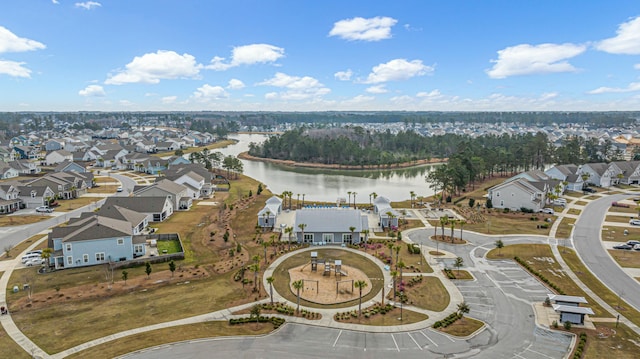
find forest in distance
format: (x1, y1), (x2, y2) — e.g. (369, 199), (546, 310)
(248, 127), (628, 168)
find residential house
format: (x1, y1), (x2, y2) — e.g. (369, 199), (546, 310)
(102, 196), (174, 222)
(545, 164), (584, 192)
(135, 140), (157, 153)
(0, 161), (19, 179)
(13, 145), (39, 159)
(580, 162), (615, 187)
(257, 196), (283, 229)
(294, 208), (368, 244)
(163, 163), (213, 198)
(373, 196), (400, 229)
(155, 140), (180, 152)
(487, 178), (548, 212)
(44, 139), (65, 151)
(45, 149), (73, 165)
(133, 179), (190, 211)
(139, 158), (169, 175)
(0, 184), (21, 214)
(48, 214), (144, 269)
(54, 160), (87, 173)
(93, 204), (148, 235)
(9, 160), (41, 175)
(16, 184), (55, 208)
(608, 161), (640, 185)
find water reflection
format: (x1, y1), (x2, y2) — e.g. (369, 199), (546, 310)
(217, 133), (438, 202)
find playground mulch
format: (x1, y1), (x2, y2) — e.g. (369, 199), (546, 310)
(289, 264), (372, 304)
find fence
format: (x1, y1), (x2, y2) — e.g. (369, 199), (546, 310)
(109, 233), (185, 269)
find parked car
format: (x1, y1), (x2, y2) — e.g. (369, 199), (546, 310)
(630, 219), (640, 226)
(553, 199), (566, 207)
(583, 187), (596, 193)
(35, 206), (53, 213)
(613, 244), (634, 250)
(25, 258), (45, 266)
(627, 240), (640, 246)
(539, 208), (555, 215)
(613, 202), (630, 208)
(21, 253), (41, 263)
(116, 186), (123, 192)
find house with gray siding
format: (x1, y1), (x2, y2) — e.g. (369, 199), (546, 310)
(257, 196), (283, 229)
(48, 214), (144, 269)
(580, 162), (613, 187)
(545, 164), (583, 192)
(373, 196), (399, 229)
(102, 196), (174, 222)
(294, 208), (368, 244)
(487, 178), (547, 212)
(134, 179), (189, 211)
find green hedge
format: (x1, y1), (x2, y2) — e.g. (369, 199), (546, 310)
(514, 256), (565, 295)
(432, 312), (462, 329)
(573, 332), (587, 359)
(229, 316), (285, 329)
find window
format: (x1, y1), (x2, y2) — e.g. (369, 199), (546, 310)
(496, 191), (500, 197)
(500, 200), (504, 207)
(96, 252), (105, 261)
(117, 238), (124, 245)
(323, 233), (333, 243)
(83, 254), (89, 263)
(66, 243), (72, 252)
(303, 233), (313, 242)
(31, 191), (36, 198)
(342, 233), (352, 242)
(67, 256), (73, 265)
(134, 244), (144, 253)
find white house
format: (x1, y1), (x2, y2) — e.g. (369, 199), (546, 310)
(46, 150), (74, 165)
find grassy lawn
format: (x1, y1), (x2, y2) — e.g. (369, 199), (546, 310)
(463, 212), (552, 235)
(605, 215), (633, 223)
(439, 317), (484, 337)
(486, 244), (610, 317)
(0, 324), (29, 359)
(560, 248), (640, 325)
(87, 185), (117, 194)
(555, 218), (576, 239)
(586, 195), (602, 200)
(446, 269), (474, 280)
(404, 276), (449, 311)
(0, 215), (48, 227)
(602, 227), (640, 242)
(564, 191), (584, 198)
(566, 208), (581, 216)
(153, 139), (237, 157)
(93, 177), (118, 184)
(156, 239), (182, 254)
(575, 200), (588, 206)
(64, 321), (274, 359)
(336, 307), (428, 326)
(581, 323), (640, 359)
(609, 206), (638, 214)
(54, 197), (100, 212)
(8, 270), (255, 354)
(607, 249), (640, 268)
(1, 234), (48, 261)
(272, 248), (383, 309)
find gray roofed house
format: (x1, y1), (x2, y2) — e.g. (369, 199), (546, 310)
(134, 179), (189, 210)
(16, 184), (55, 208)
(294, 208), (368, 244)
(373, 196), (399, 229)
(257, 196), (283, 229)
(545, 164), (583, 191)
(580, 162), (614, 187)
(102, 196), (174, 222)
(487, 177), (548, 212)
(95, 204), (149, 234)
(48, 214), (144, 269)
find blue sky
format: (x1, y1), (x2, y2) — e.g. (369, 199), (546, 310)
(1, 1), (640, 112)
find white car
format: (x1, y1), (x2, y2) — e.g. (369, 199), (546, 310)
(35, 206), (54, 213)
(116, 186), (123, 192)
(553, 199), (567, 206)
(25, 258), (44, 266)
(540, 208), (555, 215)
(630, 219), (640, 226)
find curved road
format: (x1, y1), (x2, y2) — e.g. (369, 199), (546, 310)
(573, 193), (640, 311)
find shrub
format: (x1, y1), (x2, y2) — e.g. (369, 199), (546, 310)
(468, 198), (475, 208)
(563, 321), (572, 330)
(486, 199), (493, 209)
(503, 208), (510, 213)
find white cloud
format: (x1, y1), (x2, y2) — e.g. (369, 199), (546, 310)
(207, 44), (284, 71)
(334, 69), (353, 81)
(0, 60), (32, 78)
(259, 72), (330, 100)
(75, 1), (101, 10)
(119, 99), (133, 107)
(193, 84), (228, 100)
(0, 26), (46, 53)
(364, 59), (434, 84)
(329, 16), (397, 41)
(162, 96), (177, 104)
(105, 50), (201, 85)
(635, 63), (640, 70)
(486, 43), (586, 79)
(52, 0), (59, 4)
(341, 95), (375, 105)
(366, 84), (387, 94)
(595, 16), (640, 54)
(227, 78), (245, 89)
(390, 95), (415, 105)
(588, 82), (640, 94)
(78, 84), (105, 97)
(416, 89), (442, 98)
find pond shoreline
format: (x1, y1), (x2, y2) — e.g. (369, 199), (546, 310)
(238, 152), (447, 170)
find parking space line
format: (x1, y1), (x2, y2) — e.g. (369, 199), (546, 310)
(420, 331), (438, 347)
(514, 353), (527, 359)
(407, 333), (422, 350)
(525, 347), (555, 358)
(332, 330), (342, 347)
(390, 334), (400, 352)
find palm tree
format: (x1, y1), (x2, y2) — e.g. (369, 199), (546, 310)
(347, 191), (352, 207)
(439, 216), (449, 241)
(450, 219), (457, 243)
(267, 276), (275, 305)
(398, 261), (406, 283)
(457, 301), (470, 321)
(348, 226), (356, 244)
(41, 248), (52, 272)
(354, 280), (368, 316)
(352, 192), (357, 208)
(285, 226), (294, 250)
(251, 262), (260, 292)
(262, 241), (268, 264)
(293, 279), (304, 314)
(296, 193), (300, 209)
(298, 223), (307, 243)
(387, 242), (394, 265)
(390, 270), (398, 301)
(454, 256), (464, 275)
(360, 229), (370, 249)
(458, 220), (466, 242)
(410, 191), (416, 208)
(394, 245), (401, 269)
(495, 239), (504, 256)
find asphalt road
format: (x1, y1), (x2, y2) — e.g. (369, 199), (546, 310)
(573, 192), (640, 311)
(124, 229), (572, 359)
